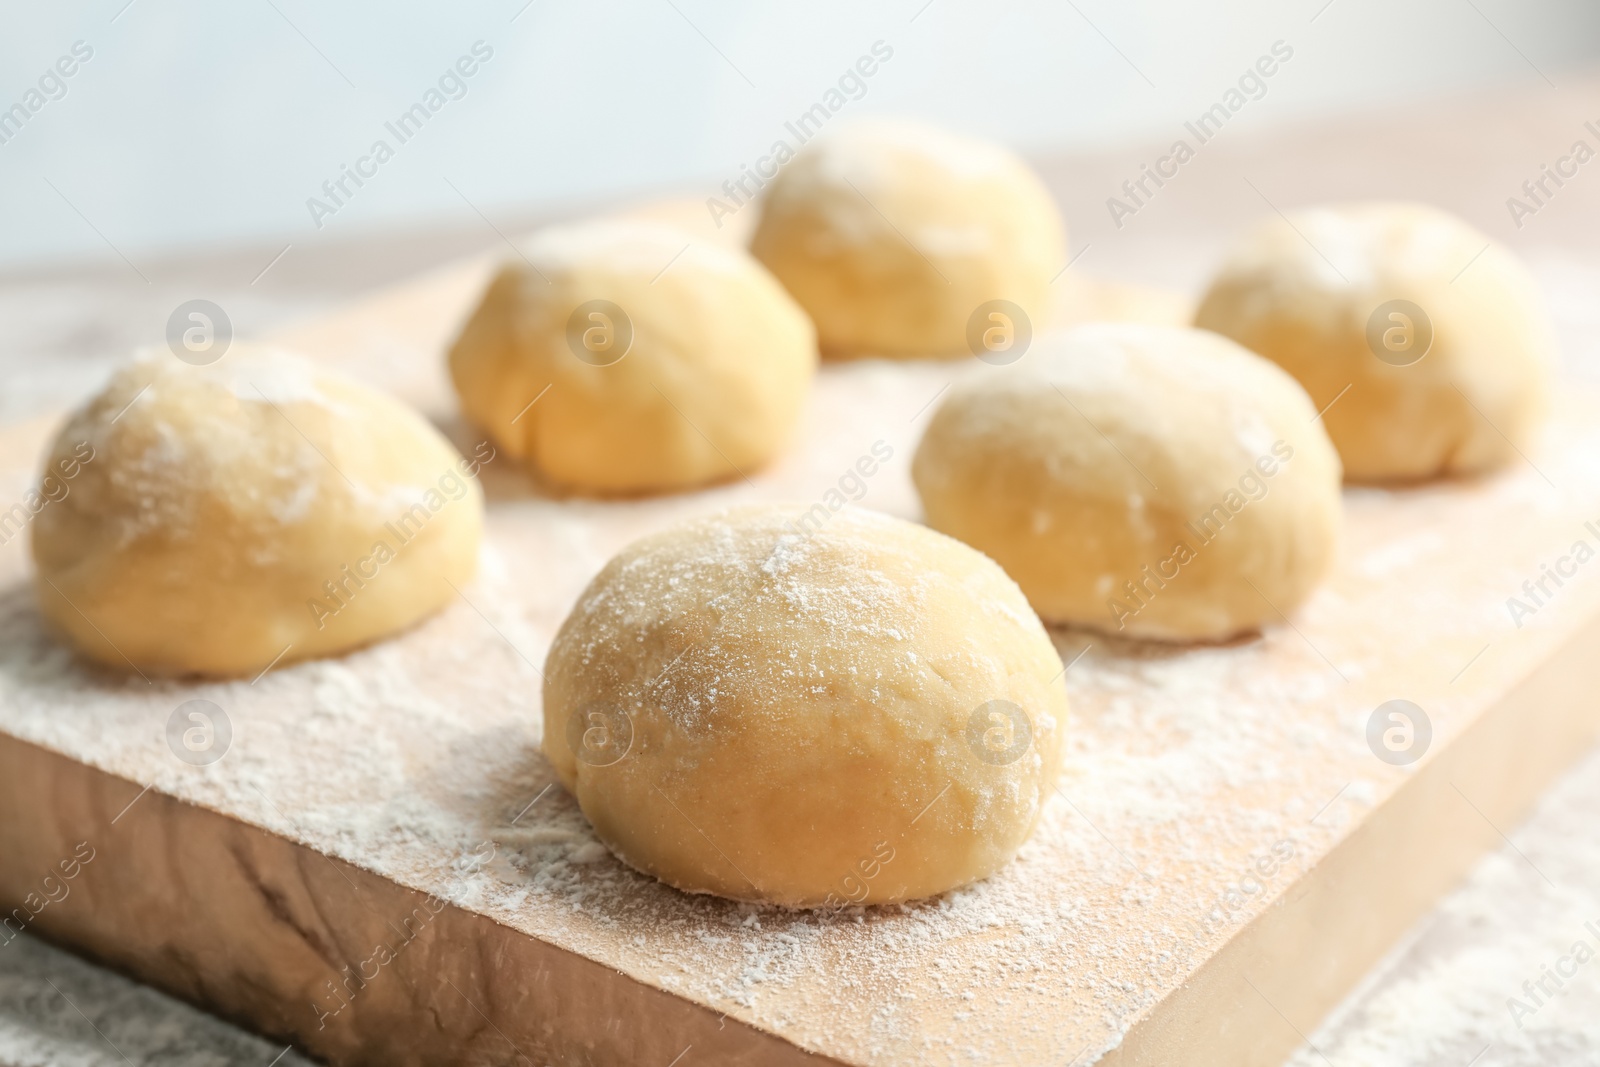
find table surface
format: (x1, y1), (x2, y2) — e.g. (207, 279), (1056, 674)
(3, 71), (1600, 1067)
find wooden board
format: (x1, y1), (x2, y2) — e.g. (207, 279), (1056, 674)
(2, 247), (1599, 1067)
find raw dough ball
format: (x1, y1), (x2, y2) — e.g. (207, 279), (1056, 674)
(32, 346), (484, 677)
(449, 219), (817, 495)
(542, 505), (1067, 907)
(1194, 202), (1555, 482)
(750, 119), (1064, 359)
(912, 324), (1342, 642)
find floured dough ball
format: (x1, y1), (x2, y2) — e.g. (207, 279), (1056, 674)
(542, 504), (1067, 907)
(750, 119), (1064, 359)
(32, 346), (484, 677)
(1194, 202), (1555, 482)
(449, 219), (817, 495)
(912, 324), (1342, 641)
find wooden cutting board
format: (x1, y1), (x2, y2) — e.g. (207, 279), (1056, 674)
(2, 235), (1599, 1067)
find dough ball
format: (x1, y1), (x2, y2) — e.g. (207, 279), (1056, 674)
(449, 219), (817, 495)
(32, 346), (483, 677)
(1194, 202), (1555, 482)
(542, 505), (1067, 908)
(912, 324), (1342, 642)
(750, 119), (1064, 359)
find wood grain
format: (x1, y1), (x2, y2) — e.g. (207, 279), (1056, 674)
(3, 247), (1599, 1066)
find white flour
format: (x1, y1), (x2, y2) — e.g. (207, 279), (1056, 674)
(3, 359), (1599, 1064)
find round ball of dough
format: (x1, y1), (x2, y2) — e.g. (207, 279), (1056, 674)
(542, 505), (1067, 908)
(32, 346), (483, 677)
(448, 220), (817, 495)
(912, 324), (1343, 642)
(750, 119), (1064, 359)
(1194, 202), (1555, 482)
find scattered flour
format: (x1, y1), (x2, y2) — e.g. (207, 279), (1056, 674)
(2, 342), (1599, 1065)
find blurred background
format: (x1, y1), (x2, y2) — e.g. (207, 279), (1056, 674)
(3, 2), (1600, 1065)
(4, 0), (1600, 267)
(7, 0), (1600, 426)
